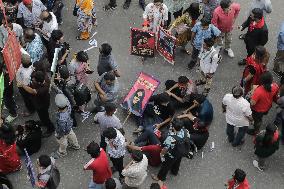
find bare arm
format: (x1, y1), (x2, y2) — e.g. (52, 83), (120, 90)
(94, 82), (106, 95)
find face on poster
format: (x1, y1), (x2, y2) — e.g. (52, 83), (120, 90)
(130, 28), (155, 57)
(157, 27), (176, 65)
(122, 72), (160, 116)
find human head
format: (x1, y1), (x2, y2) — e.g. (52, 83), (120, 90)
(21, 53), (32, 68)
(185, 2), (201, 20)
(2, 16), (13, 28)
(220, 0), (231, 12)
(254, 46), (266, 63)
(55, 94), (69, 109)
(23, 0), (33, 8)
(105, 178), (116, 189)
(200, 17), (211, 28)
(260, 71), (273, 92)
(191, 94), (206, 106)
(38, 155), (51, 168)
(24, 28), (35, 43)
(40, 11), (52, 22)
(33, 71), (45, 84)
(0, 123), (16, 145)
(100, 43), (112, 56)
(251, 8), (263, 21)
(232, 86), (243, 98)
(265, 123), (277, 134)
(131, 150), (144, 162)
(157, 93), (170, 105)
(86, 141), (100, 158)
(178, 76), (189, 87)
(150, 183), (160, 189)
(154, 0), (163, 6)
(105, 103), (117, 116)
(233, 169), (246, 183)
(103, 127), (117, 139)
(51, 30), (64, 43)
(172, 118), (183, 132)
(58, 65), (70, 80)
(76, 51), (89, 63)
(104, 72), (116, 85)
(203, 38), (215, 50)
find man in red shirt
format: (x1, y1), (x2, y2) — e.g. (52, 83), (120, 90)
(226, 169), (250, 189)
(84, 141), (112, 189)
(127, 143), (162, 167)
(247, 71), (279, 135)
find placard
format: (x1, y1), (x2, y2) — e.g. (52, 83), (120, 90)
(130, 28), (155, 57)
(157, 27), (176, 65)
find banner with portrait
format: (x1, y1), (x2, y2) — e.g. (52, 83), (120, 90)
(130, 28), (155, 57)
(121, 72), (160, 117)
(157, 27), (177, 65)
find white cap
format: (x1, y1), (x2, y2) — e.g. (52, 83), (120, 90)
(55, 94), (68, 108)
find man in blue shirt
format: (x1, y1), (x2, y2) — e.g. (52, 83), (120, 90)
(188, 17), (221, 69)
(273, 21), (284, 77)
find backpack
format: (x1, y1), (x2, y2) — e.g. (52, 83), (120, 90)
(169, 129), (195, 159)
(73, 83), (91, 106)
(46, 166), (60, 189)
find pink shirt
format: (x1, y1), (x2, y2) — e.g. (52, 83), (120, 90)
(211, 3), (240, 33)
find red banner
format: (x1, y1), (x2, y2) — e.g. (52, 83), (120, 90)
(121, 72), (160, 117)
(130, 28), (155, 57)
(2, 31), (21, 82)
(157, 27), (176, 65)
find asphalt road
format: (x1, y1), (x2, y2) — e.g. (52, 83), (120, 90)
(5, 0), (284, 188)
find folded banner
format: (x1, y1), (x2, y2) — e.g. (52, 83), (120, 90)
(2, 31), (21, 82)
(24, 149), (36, 188)
(157, 27), (176, 65)
(130, 28), (155, 57)
(121, 72), (160, 117)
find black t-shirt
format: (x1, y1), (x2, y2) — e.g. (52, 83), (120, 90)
(30, 78), (51, 109)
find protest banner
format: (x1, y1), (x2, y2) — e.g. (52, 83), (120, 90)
(130, 28), (155, 57)
(2, 31), (22, 83)
(24, 149), (36, 188)
(157, 27), (177, 65)
(121, 72), (160, 117)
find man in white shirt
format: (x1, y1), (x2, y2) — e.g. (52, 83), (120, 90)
(17, 0), (46, 28)
(36, 10), (58, 46)
(222, 86), (253, 147)
(195, 37), (221, 96)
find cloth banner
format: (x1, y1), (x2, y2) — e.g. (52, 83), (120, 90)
(157, 27), (177, 65)
(2, 31), (21, 82)
(24, 149), (36, 188)
(130, 28), (155, 57)
(0, 73), (4, 112)
(121, 72), (160, 117)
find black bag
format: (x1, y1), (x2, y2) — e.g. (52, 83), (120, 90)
(170, 129), (195, 159)
(46, 166), (60, 189)
(74, 83), (91, 106)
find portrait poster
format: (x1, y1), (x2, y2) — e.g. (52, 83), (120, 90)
(121, 72), (160, 117)
(130, 28), (155, 57)
(24, 149), (36, 188)
(157, 27), (177, 65)
(2, 31), (21, 83)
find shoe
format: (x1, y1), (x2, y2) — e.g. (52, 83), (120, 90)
(123, 0), (131, 9)
(232, 140), (244, 147)
(239, 34), (246, 40)
(202, 88), (210, 96)
(253, 160), (263, 171)
(68, 144), (80, 150)
(133, 126), (143, 134)
(42, 130), (54, 138)
(5, 114), (18, 123)
(104, 4), (117, 11)
(238, 59), (247, 66)
(272, 70), (282, 78)
(246, 128), (256, 136)
(225, 48), (234, 58)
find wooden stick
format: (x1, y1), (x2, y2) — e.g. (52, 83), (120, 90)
(123, 111), (131, 126)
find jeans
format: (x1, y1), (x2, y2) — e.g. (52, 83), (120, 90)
(3, 81), (17, 116)
(245, 40), (255, 58)
(226, 124), (248, 146)
(37, 107), (55, 132)
(110, 156), (124, 178)
(89, 180), (103, 189)
(108, 0), (117, 6)
(157, 154), (182, 181)
(134, 128), (160, 146)
(167, 8), (183, 27)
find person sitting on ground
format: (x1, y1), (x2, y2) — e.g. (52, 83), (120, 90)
(97, 43), (120, 77)
(165, 76), (197, 109)
(105, 177), (122, 189)
(122, 150), (148, 188)
(94, 102), (123, 150)
(93, 72), (119, 112)
(16, 120), (42, 155)
(226, 169), (250, 189)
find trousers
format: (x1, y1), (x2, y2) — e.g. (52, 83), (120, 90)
(217, 32), (232, 49)
(56, 129), (80, 155)
(157, 155), (182, 181)
(110, 156), (124, 178)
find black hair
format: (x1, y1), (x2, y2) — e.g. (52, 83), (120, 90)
(191, 93), (206, 104)
(154, 0), (163, 3)
(105, 178), (116, 189)
(51, 30), (64, 41)
(203, 38), (215, 48)
(172, 118), (183, 131)
(104, 72), (116, 81)
(131, 150), (143, 162)
(220, 0), (231, 9)
(87, 141), (100, 158)
(25, 120), (41, 132)
(200, 17), (211, 26)
(58, 65), (70, 79)
(260, 71), (273, 92)
(158, 93), (170, 104)
(255, 46), (266, 63)
(24, 28), (35, 41)
(184, 2), (201, 20)
(103, 127), (117, 139)
(33, 61), (46, 73)
(105, 103), (117, 115)
(100, 43), (112, 56)
(38, 155), (51, 168)
(234, 169), (246, 183)
(0, 123), (16, 145)
(33, 71), (45, 83)
(76, 51), (89, 62)
(232, 86), (243, 98)
(150, 183), (160, 189)
(252, 8), (263, 20)
(178, 76), (189, 84)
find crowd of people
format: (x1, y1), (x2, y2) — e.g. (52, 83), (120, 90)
(0, 0), (283, 189)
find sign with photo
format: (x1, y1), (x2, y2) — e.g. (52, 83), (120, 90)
(130, 28), (155, 57)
